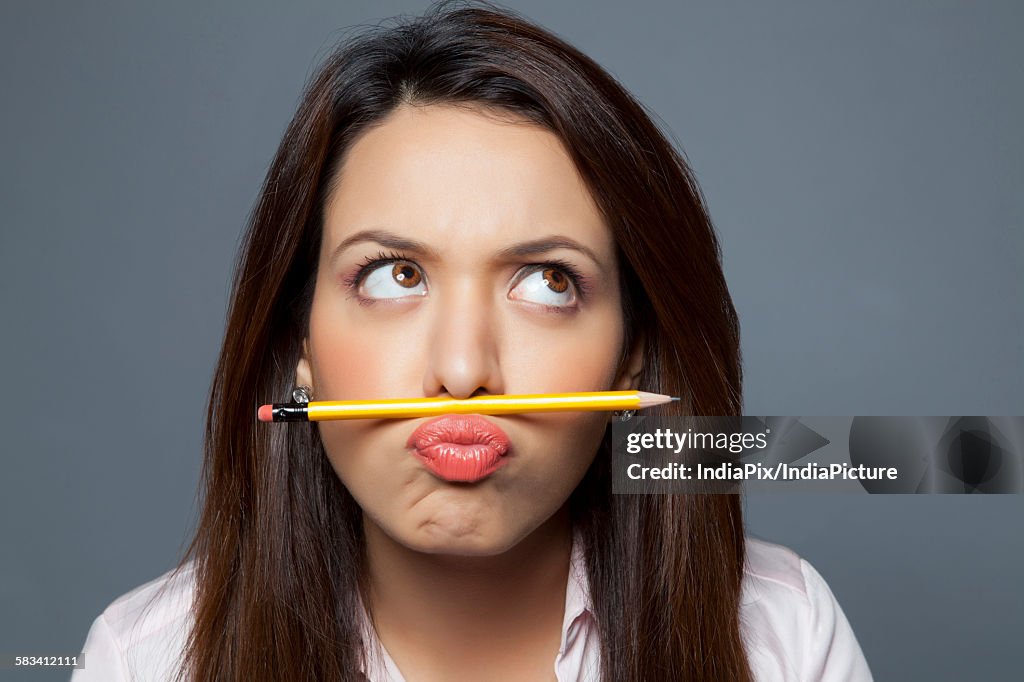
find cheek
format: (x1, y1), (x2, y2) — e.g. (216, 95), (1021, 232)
(307, 299), (423, 492)
(308, 301), (418, 400)
(501, 307), (624, 394)
(498, 306), (623, 489)
(318, 419), (405, 509)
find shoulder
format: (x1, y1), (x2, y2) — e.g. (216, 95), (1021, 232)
(72, 562), (196, 682)
(101, 561), (196, 643)
(742, 535), (827, 607)
(740, 536), (874, 681)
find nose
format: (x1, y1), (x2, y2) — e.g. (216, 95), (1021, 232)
(422, 276), (504, 399)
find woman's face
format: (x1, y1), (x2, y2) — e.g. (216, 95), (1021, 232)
(297, 103), (642, 556)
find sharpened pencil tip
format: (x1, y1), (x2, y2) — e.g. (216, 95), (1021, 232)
(670, 397), (680, 401)
(637, 391), (679, 408)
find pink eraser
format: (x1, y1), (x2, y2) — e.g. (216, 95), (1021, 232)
(258, 404), (273, 422)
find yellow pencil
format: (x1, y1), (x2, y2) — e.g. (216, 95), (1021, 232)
(257, 390), (677, 422)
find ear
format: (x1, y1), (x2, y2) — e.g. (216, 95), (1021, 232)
(611, 329), (645, 391)
(295, 337), (315, 391)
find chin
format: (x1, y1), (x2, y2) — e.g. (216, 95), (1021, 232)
(402, 513), (521, 557)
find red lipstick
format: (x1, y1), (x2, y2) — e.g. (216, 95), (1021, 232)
(407, 414), (511, 482)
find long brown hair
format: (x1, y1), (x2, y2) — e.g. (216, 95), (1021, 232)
(174, 1), (748, 679)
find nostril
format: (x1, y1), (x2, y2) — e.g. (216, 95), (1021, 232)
(440, 387), (492, 401)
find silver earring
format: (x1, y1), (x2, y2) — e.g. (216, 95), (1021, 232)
(291, 385), (313, 404)
(614, 409), (636, 422)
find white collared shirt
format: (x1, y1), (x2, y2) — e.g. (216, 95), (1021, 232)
(71, 536), (874, 681)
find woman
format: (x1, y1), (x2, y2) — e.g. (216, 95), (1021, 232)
(73, 2), (873, 680)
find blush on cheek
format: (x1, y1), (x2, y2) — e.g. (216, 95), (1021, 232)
(501, 307), (624, 394)
(309, 285), (433, 394)
(310, 326), (396, 400)
(524, 343), (623, 394)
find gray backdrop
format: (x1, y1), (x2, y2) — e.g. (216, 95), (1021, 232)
(2, 1), (1021, 680)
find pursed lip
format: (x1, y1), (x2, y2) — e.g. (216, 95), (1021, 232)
(406, 414), (511, 482)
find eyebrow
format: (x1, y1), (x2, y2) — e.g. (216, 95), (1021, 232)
(330, 229), (441, 267)
(329, 229), (606, 269)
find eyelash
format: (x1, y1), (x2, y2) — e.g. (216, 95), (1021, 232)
(340, 250), (409, 292)
(340, 250), (592, 308)
(531, 257), (592, 303)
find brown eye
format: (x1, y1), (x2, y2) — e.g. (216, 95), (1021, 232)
(359, 260), (427, 299)
(392, 263), (421, 288)
(542, 267), (568, 293)
(508, 266), (578, 309)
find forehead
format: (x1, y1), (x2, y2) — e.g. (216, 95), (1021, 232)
(322, 104), (612, 258)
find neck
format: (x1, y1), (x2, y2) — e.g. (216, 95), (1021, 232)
(362, 508), (573, 675)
